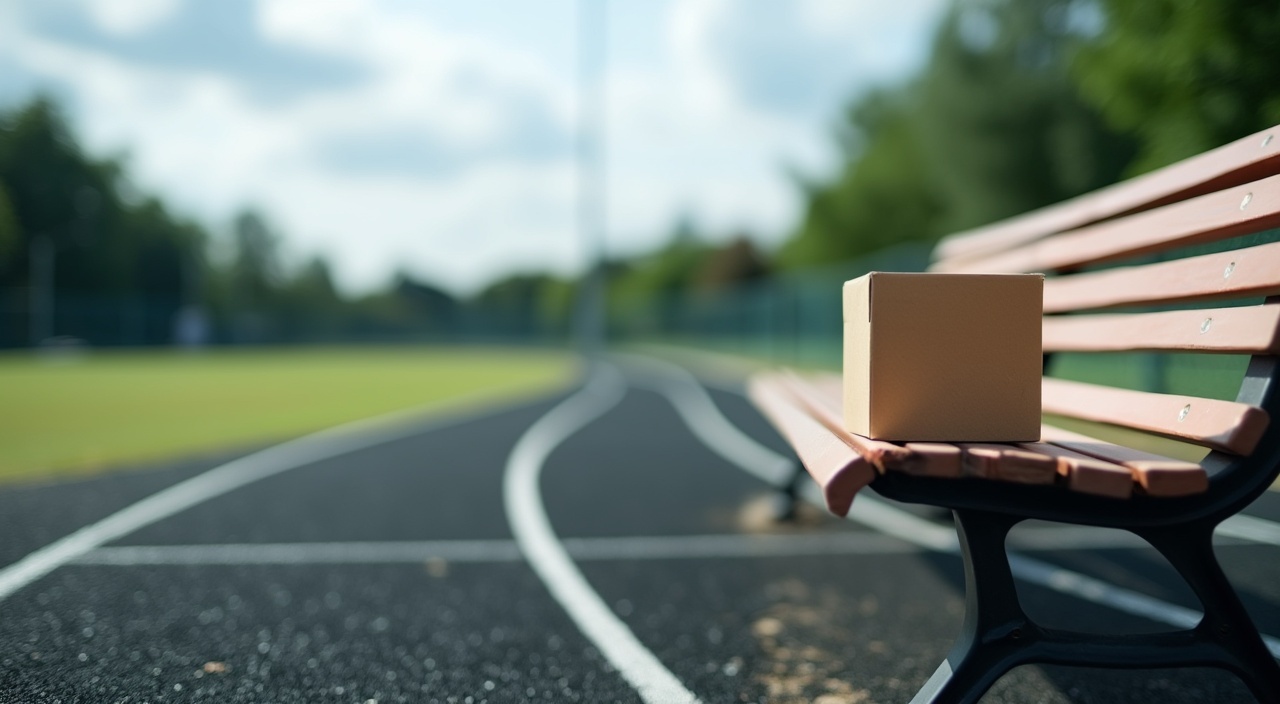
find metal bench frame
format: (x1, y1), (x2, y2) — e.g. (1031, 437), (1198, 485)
(879, 339), (1280, 702)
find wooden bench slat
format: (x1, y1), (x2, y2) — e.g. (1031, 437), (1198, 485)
(1042, 240), (1280, 313)
(1042, 304), (1280, 354)
(1042, 377), (1269, 455)
(793, 372), (963, 477)
(776, 372), (906, 472)
(935, 124), (1280, 264)
(746, 376), (874, 517)
(751, 371), (1230, 500)
(937, 174), (1280, 274)
(1016, 441), (1134, 499)
(1040, 424), (1208, 496)
(900, 443), (964, 478)
(959, 443), (1058, 484)
(790, 373), (1129, 491)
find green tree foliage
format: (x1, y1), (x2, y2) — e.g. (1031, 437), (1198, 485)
(0, 185), (18, 275)
(0, 97), (206, 298)
(229, 209), (282, 308)
(0, 97), (209, 344)
(780, 0), (1133, 269)
(608, 217), (712, 315)
(917, 0), (1135, 232)
(780, 88), (943, 268)
(1075, 0), (1280, 173)
(275, 257), (343, 340)
(472, 272), (567, 338)
(692, 236), (769, 292)
(0, 95), (574, 345)
(607, 217), (773, 335)
(0, 97), (123, 291)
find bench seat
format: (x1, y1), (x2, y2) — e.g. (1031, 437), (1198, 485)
(749, 370), (1213, 517)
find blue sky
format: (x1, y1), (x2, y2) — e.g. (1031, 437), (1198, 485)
(0, 0), (947, 294)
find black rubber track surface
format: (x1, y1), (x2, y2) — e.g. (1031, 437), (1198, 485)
(2, 374), (1278, 703)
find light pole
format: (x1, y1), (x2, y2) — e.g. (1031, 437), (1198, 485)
(575, 0), (607, 356)
(27, 186), (100, 347)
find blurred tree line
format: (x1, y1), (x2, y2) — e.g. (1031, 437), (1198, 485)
(782, 0), (1280, 267)
(0, 96), (775, 347)
(0, 98), (583, 347)
(612, 0), (1280, 332)
(1, 0), (1277, 348)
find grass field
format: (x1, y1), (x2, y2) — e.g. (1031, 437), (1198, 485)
(0, 346), (574, 484)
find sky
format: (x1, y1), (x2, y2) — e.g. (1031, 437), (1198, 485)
(0, 0), (948, 295)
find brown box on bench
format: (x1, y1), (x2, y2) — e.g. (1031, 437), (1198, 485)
(843, 272), (1043, 442)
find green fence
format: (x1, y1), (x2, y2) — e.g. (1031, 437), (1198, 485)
(0, 288), (573, 349)
(611, 243), (933, 370)
(615, 229), (1280, 404)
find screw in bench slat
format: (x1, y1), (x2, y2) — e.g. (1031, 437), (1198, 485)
(1179, 404), (1191, 422)
(1201, 318), (1213, 334)
(1224, 261), (1236, 279)
(1240, 192), (1253, 210)
(1264, 133), (1274, 148)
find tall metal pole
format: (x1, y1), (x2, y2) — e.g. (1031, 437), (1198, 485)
(575, 0), (607, 356)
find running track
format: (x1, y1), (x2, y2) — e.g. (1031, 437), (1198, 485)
(2, 354), (1279, 703)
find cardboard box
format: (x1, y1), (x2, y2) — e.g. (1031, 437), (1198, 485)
(843, 272), (1043, 442)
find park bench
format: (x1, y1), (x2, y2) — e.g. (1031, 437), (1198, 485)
(748, 124), (1280, 703)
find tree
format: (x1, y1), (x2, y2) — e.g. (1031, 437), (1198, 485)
(780, 87), (944, 268)
(0, 97), (210, 344)
(779, 0), (1134, 270)
(917, 0), (1135, 232)
(1075, 0), (1280, 174)
(0, 185), (17, 277)
(607, 216), (712, 314)
(0, 97), (123, 291)
(692, 235), (770, 293)
(229, 209), (282, 309)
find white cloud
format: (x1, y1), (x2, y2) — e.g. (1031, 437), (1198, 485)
(2, 0), (946, 294)
(6, 0), (580, 294)
(601, 0), (947, 254)
(86, 0), (180, 37)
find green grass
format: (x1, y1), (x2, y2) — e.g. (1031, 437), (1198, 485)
(0, 346), (574, 484)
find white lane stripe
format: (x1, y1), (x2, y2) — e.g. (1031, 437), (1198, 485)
(503, 365), (703, 704)
(617, 354), (794, 486)
(73, 527), (1174, 567)
(1219, 513), (1280, 546)
(76, 541), (524, 565)
(643, 355), (1280, 658)
(0, 388), (558, 602)
(74, 533), (920, 566)
(563, 531), (910, 560)
(1006, 553), (1204, 631)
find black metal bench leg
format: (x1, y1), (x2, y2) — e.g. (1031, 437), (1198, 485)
(770, 460), (804, 522)
(911, 510), (1030, 704)
(1142, 523), (1280, 703)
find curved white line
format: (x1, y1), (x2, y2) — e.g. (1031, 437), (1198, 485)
(616, 354), (793, 486)
(75, 532), (923, 566)
(503, 364), (703, 704)
(638, 354), (1280, 657)
(0, 390), (554, 602)
(1219, 513), (1280, 547)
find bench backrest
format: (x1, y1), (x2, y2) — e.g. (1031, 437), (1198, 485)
(930, 125), (1280, 515)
